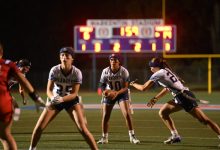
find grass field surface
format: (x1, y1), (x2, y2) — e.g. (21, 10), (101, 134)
(1, 91), (220, 150)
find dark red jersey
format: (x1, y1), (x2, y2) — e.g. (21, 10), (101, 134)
(0, 58), (20, 122)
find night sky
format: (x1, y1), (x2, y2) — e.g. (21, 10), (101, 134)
(0, 0), (219, 70)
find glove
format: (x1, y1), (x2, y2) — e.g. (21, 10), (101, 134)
(147, 97), (158, 108)
(50, 95), (64, 105)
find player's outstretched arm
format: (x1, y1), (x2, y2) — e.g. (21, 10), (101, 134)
(130, 80), (154, 91)
(14, 71), (45, 111)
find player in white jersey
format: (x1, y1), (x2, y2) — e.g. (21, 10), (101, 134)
(29, 47), (98, 150)
(97, 54), (140, 144)
(130, 57), (220, 146)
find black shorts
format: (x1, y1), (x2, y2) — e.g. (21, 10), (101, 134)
(102, 92), (129, 105)
(53, 96), (80, 111)
(174, 90), (198, 112)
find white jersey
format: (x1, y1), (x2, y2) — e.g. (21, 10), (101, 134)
(48, 64), (82, 97)
(100, 66), (129, 91)
(149, 68), (188, 96)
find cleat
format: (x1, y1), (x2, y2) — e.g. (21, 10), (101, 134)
(97, 137), (108, 144)
(130, 134), (140, 144)
(164, 135), (181, 144)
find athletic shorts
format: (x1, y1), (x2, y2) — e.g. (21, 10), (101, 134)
(48, 96), (80, 111)
(174, 90), (198, 112)
(102, 93), (129, 105)
(0, 96), (13, 123)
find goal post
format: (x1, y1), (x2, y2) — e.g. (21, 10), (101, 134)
(163, 52), (220, 94)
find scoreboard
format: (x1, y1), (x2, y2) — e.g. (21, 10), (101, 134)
(74, 20), (176, 53)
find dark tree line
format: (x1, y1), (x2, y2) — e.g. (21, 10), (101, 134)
(0, 0), (219, 70)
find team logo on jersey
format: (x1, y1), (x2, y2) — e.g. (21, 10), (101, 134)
(54, 77), (75, 84)
(108, 76), (121, 80)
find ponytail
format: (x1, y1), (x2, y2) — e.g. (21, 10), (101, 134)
(163, 60), (185, 84)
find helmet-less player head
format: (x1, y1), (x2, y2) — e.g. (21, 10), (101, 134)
(109, 53), (122, 72)
(59, 47), (74, 65)
(17, 59), (31, 74)
(149, 57), (185, 83)
(109, 53), (122, 62)
(148, 57), (165, 73)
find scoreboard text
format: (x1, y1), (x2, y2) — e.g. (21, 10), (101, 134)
(74, 25), (176, 53)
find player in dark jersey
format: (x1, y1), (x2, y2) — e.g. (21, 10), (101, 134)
(29, 47), (98, 150)
(8, 59), (31, 121)
(14, 59), (31, 104)
(0, 43), (45, 150)
(130, 57), (220, 147)
(97, 54), (140, 144)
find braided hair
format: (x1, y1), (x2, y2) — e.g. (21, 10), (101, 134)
(149, 57), (185, 83)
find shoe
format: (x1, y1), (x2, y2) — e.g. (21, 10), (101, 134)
(130, 134), (140, 144)
(97, 137), (108, 144)
(164, 135), (181, 144)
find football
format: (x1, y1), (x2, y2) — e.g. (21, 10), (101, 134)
(103, 90), (117, 100)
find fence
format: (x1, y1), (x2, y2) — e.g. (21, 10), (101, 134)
(26, 58), (220, 92)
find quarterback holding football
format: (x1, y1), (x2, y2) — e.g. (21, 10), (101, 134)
(97, 54), (140, 144)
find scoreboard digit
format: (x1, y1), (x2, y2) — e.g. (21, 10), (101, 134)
(74, 25), (176, 53)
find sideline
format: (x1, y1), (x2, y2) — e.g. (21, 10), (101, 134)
(21, 104), (220, 110)
(83, 104), (220, 110)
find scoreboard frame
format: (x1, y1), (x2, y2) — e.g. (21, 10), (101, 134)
(74, 20), (176, 53)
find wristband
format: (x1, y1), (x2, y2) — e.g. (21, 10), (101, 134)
(153, 97), (158, 101)
(28, 91), (39, 101)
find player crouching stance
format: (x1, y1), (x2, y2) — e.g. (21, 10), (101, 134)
(97, 54), (140, 144)
(130, 57), (220, 147)
(29, 47), (98, 150)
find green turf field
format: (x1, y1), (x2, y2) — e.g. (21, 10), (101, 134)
(9, 90), (220, 104)
(78, 91), (220, 104)
(1, 91), (220, 150)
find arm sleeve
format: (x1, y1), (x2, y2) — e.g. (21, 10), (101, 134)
(48, 67), (55, 81)
(149, 71), (162, 82)
(123, 68), (130, 82)
(99, 69), (107, 83)
(75, 68), (82, 84)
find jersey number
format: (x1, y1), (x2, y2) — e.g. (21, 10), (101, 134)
(109, 81), (121, 91)
(165, 69), (178, 83)
(56, 84), (72, 95)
